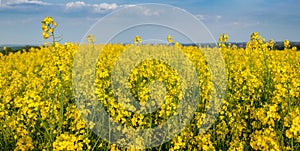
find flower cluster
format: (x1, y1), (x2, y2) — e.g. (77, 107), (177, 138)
(41, 16), (58, 39)
(167, 35), (174, 44)
(218, 33), (229, 48)
(134, 35), (142, 44)
(284, 39), (290, 50)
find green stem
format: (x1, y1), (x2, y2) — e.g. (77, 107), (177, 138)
(51, 32), (65, 134)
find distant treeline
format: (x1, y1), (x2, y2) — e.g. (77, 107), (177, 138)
(185, 41), (300, 50)
(0, 45), (40, 55)
(227, 41), (300, 50)
(1, 42), (299, 55)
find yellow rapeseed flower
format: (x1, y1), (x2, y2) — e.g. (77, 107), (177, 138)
(134, 35), (142, 44)
(167, 35), (174, 43)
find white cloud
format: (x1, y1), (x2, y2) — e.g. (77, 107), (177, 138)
(121, 4), (136, 8)
(65, 1), (86, 10)
(1, 0), (49, 6)
(233, 22), (239, 25)
(65, 1), (120, 13)
(65, 3), (161, 16)
(131, 5), (162, 17)
(216, 15), (222, 22)
(195, 14), (222, 23)
(142, 8), (160, 16)
(92, 3), (118, 13)
(195, 14), (206, 21)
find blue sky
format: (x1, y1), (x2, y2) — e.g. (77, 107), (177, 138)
(0, 0), (299, 44)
